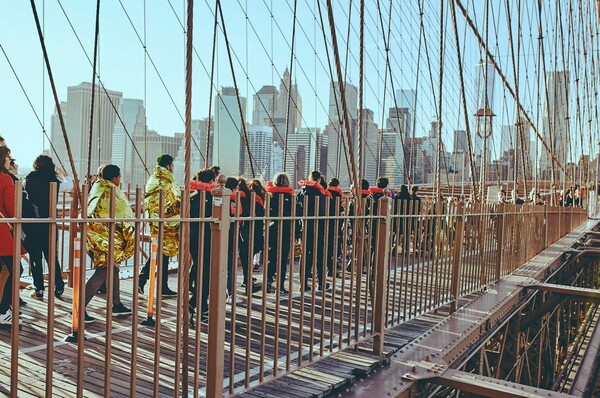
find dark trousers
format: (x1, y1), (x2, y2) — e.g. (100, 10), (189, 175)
(26, 226), (64, 292)
(227, 229), (234, 293)
(239, 225), (252, 286)
(326, 220), (342, 275)
(84, 266), (121, 307)
(0, 256), (14, 313)
(304, 220), (325, 286)
(267, 227), (291, 290)
(189, 242), (211, 313)
(140, 254), (170, 289)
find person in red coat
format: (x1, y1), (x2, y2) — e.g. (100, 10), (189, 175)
(0, 146), (24, 325)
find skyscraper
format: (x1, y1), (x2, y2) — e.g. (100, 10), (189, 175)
(173, 117), (212, 184)
(252, 85), (278, 127)
(361, 109), (381, 185)
(242, 125), (273, 180)
(285, 127), (319, 186)
(396, 89), (416, 141)
(540, 71), (570, 181)
(378, 130), (404, 186)
(387, 107), (411, 142)
(132, 130), (183, 187)
(112, 98), (146, 185)
(473, 60), (496, 159)
(275, 68), (302, 142)
(453, 130), (467, 154)
(213, 87), (247, 176)
(500, 125), (515, 160)
(325, 81), (358, 186)
(51, 82), (122, 180)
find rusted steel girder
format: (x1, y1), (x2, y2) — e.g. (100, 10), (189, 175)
(431, 369), (576, 398)
(340, 220), (599, 398)
(525, 283), (600, 300)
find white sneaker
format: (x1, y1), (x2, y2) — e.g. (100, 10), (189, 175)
(0, 310), (13, 325)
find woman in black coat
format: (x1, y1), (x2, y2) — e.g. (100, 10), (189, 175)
(24, 155), (70, 299)
(266, 172), (296, 294)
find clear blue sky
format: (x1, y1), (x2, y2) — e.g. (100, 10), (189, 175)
(0, 1), (592, 174)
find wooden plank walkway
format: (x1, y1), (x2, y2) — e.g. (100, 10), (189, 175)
(0, 249), (486, 397)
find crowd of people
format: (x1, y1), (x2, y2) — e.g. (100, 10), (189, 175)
(0, 141), (589, 329)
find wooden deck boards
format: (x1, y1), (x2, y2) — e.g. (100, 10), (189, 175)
(1, 252), (483, 397)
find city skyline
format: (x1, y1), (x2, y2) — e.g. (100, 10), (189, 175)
(3, 1), (590, 180)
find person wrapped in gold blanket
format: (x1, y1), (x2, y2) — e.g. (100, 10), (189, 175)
(138, 154), (180, 296)
(83, 164), (133, 322)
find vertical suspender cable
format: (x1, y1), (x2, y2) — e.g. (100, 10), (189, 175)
(283, 0), (298, 171)
(450, 1), (477, 195)
(435, 1), (445, 199)
(315, 0), (352, 181)
(325, 0), (360, 202)
(86, 0), (101, 181)
(30, 0), (82, 203)
(358, 0), (364, 188)
(454, 0), (568, 179)
(375, 0), (410, 183)
(216, 0), (255, 177)
(144, 0), (148, 178)
(175, 0), (194, 395)
(205, 0), (219, 168)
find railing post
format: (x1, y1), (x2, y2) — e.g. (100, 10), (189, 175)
(544, 204), (549, 247)
(373, 192), (392, 356)
(67, 190), (79, 287)
(450, 203), (465, 314)
(206, 176), (231, 398)
(495, 204), (505, 281)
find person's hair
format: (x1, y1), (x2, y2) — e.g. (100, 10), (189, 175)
(237, 177), (252, 196)
(0, 146), (11, 174)
(0, 136), (5, 146)
(272, 172), (289, 187)
(310, 170), (321, 181)
(33, 155), (57, 177)
(329, 177), (340, 187)
(500, 189), (506, 195)
(361, 179), (370, 190)
(251, 179), (266, 199)
(211, 165), (221, 176)
(225, 177), (239, 190)
(157, 154), (174, 167)
(102, 164), (120, 181)
(197, 168), (216, 183)
(96, 164), (106, 179)
(376, 177), (389, 189)
(399, 185), (409, 196)
(319, 176), (327, 190)
(411, 185), (419, 194)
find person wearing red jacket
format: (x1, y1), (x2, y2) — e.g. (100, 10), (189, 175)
(326, 178), (344, 276)
(266, 172), (297, 294)
(297, 170), (330, 291)
(0, 146), (25, 325)
(188, 168), (218, 327)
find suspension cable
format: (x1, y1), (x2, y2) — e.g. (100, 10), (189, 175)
(216, 0), (255, 177)
(86, 0), (101, 180)
(0, 42), (66, 171)
(454, 0), (569, 179)
(325, 0), (360, 198)
(283, 0), (299, 171)
(450, 0), (477, 195)
(55, 0), (150, 177)
(29, 0), (82, 204)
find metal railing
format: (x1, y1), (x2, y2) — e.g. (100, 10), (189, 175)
(0, 181), (589, 397)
